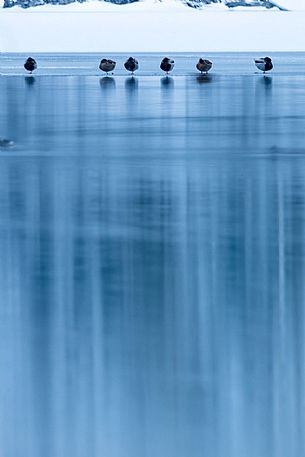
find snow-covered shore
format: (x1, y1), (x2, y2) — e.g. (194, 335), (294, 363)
(1, 0), (305, 52)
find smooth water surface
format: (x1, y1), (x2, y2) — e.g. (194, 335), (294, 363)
(1, 54), (305, 457)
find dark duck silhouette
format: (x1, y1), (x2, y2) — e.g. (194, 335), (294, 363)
(124, 57), (139, 74)
(0, 138), (14, 148)
(196, 58), (212, 74)
(160, 57), (175, 75)
(24, 57), (37, 73)
(254, 57), (273, 73)
(99, 59), (116, 74)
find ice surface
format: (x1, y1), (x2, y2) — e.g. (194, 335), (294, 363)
(1, 53), (305, 457)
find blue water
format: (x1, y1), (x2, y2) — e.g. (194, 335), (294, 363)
(0, 54), (305, 457)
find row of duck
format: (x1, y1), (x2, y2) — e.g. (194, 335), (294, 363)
(24, 56), (274, 74)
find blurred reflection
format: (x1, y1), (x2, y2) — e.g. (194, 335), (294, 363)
(256, 75), (273, 102)
(0, 155), (305, 457)
(125, 76), (138, 92)
(0, 71), (305, 457)
(161, 75), (174, 88)
(25, 76), (36, 86)
(99, 76), (116, 89)
(196, 74), (213, 84)
(262, 75), (273, 86)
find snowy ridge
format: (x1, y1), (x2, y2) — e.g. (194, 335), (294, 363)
(1, 0), (302, 9)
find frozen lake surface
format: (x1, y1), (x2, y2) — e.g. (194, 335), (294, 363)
(1, 53), (305, 457)
(2, 52), (305, 76)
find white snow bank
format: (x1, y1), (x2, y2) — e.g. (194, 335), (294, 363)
(1, 0), (305, 52)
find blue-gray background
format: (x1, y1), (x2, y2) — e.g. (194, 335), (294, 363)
(0, 53), (305, 457)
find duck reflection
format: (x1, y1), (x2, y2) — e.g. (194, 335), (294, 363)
(125, 76), (138, 92)
(256, 74), (273, 101)
(196, 74), (213, 84)
(261, 75), (273, 87)
(161, 75), (174, 88)
(25, 76), (36, 86)
(99, 76), (116, 90)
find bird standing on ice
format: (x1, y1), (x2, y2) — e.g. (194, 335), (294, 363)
(254, 57), (273, 73)
(124, 57), (139, 74)
(99, 59), (116, 75)
(196, 58), (213, 74)
(24, 57), (37, 73)
(160, 57), (175, 75)
(0, 138), (14, 148)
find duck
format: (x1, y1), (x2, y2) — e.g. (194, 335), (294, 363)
(124, 57), (139, 74)
(160, 57), (175, 75)
(196, 58), (212, 74)
(254, 57), (273, 73)
(24, 57), (37, 73)
(99, 59), (116, 75)
(0, 138), (14, 148)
